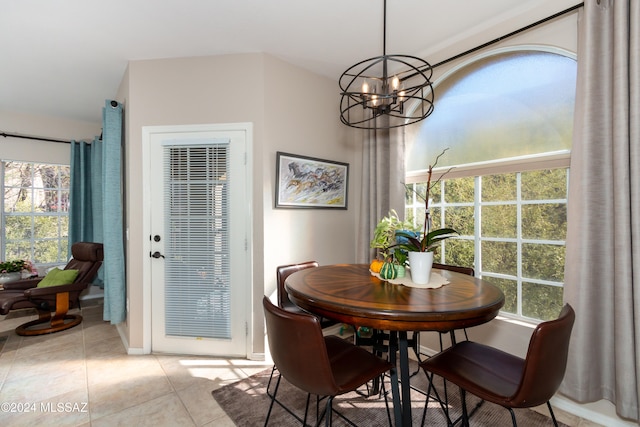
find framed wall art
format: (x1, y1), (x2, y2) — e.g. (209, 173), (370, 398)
(275, 152), (349, 209)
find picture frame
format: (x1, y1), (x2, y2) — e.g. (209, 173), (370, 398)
(275, 152), (349, 209)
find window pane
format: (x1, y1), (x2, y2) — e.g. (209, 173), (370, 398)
(2, 161), (69, 266)
(447, 206), (474, 236)
(60, 167), (71, 188)
(444, 238), (475, 269)
(34, 216), (62, 239)
(481, 205), (516, 238)
(60, 216), (69, 236)
(60, 190), (70, 212)
(521, 169), (567, 200)
(429, 182), (441, 204)
(487, 277), (517, 314)
(481, 241), (517, 276)
(429, 207), (440, 230)
(8, 189), (34, 212)
(522, 243), (565, 281)
(522, 204), (567, 240)
(522, 282), (564, 320)
(34, 240), (63, 264)
(405, 185), (413, 205)
(4, 162), (29, 187)
(41, 190), (61, 212)
(5, 241), (32, 261)
(482, 174), (516, 201)
(32, 188), (46, 212)
(5, 216), (32, 239)
(444, 177), (474, 203)
(406, 51), (576, 171)
(36, 164), (60, 189)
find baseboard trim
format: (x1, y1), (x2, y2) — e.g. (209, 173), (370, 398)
(115, 323), (146, 355)
(550, 396), (637, 427)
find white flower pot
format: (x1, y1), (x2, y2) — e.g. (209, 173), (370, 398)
(408, 252), (434, 285)
(0, 271), (21, 285)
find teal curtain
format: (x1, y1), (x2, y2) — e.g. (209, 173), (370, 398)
(69, 136), (104, 287)
(69, 100), (126, 324)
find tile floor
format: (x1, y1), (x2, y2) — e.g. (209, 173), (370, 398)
(0, 299), (604, 427)
(0, 299), (271, 426)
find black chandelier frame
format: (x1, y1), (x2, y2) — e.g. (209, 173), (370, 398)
(339, 0), (435, 130)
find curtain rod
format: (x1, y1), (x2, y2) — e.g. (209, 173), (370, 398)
(1, 131), (71, 144)
(405, 2), (584, 80)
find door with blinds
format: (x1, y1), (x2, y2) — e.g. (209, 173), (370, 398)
(147, 125), (249, 357)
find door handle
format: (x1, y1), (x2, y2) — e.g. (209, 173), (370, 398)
(151, 251), (165, 259)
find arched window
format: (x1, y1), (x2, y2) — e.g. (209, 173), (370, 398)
(405, 48), (576, 321)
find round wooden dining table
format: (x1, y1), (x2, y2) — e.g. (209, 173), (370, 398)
(285, 263), (505, 427)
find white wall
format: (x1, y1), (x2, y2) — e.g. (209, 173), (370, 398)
(0, 109), (99, 163)
(118, 53), (352, 356)
(261, 54), (357, 290)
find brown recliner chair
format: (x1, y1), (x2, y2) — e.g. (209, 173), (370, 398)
(0, 242), (104, 336)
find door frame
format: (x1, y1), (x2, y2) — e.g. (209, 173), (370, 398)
(141, 122), (253, 357)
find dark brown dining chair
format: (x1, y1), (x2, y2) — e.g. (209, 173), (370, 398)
(263, 295), (394, 426)
(410, 263), (475, 360)
(420, 303), (575, 427)
(276, 261), (318, 312)
(269, 262), (339, 396)
(276, 261), (336, 328)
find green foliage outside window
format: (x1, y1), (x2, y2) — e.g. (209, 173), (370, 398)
(406, 167), (568, 321)
(404, 50), (575, 322)
(2, 161), (70, 265)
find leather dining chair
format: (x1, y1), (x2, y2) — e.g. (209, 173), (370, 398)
(276, 261), (318, 312)
(263, 296), (394, 426)
(276, 261), (336, 328)
(420, 303), (575, 427)
(268, 262), (339, 399)
(411, 263), (475, 359)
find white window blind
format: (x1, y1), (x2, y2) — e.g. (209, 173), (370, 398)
(163, 141), (231, 339)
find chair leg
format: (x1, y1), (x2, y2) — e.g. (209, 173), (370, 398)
(264, 373), (282, 426)
(420, 371), (455, 427)
(547, 401), (559, 427)
(324, 396), (334, 427)
(380, 375), (393, 427)
(266, 366), (277, 397)
(508, 407), (518, 427)
(460, 388), (470, 427)
(267, 367), (315, 426)
(302, 393), (311, 426)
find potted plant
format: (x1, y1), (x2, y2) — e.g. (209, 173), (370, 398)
(0, 259), (32, 284)
(370, 209), (416, 279)
(395, 149), (458, 284)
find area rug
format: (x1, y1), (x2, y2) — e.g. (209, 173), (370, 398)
(212, 362), (566, 426)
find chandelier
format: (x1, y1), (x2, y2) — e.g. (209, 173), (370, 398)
(339, 0), (435, 130)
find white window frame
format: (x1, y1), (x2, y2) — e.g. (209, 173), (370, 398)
(404, 45), (575, 322)
(1, 160), (71, 267)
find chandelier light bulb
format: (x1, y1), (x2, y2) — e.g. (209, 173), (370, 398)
(391, 76), (400, 91)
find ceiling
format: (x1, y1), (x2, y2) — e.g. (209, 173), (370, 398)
(2, 0), (579, 124)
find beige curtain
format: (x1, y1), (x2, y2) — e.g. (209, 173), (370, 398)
(356, 124), (406, 263)
(561, 0), (640, 420)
